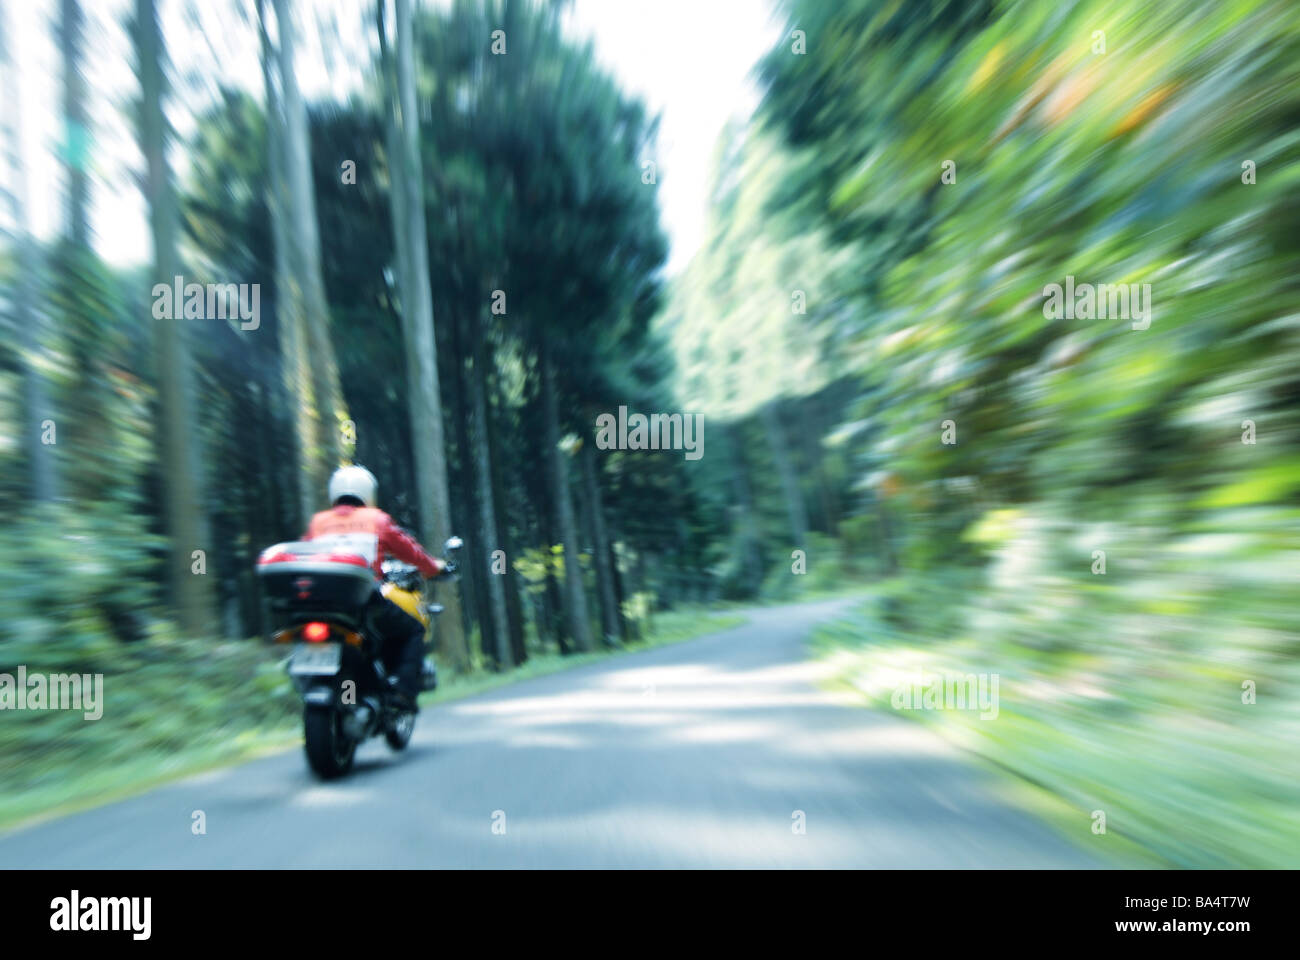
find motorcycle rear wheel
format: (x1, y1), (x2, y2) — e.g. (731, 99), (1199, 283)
(304, 706), (357, 779)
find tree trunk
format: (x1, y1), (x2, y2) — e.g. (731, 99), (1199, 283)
(58, 0), (88, 247)
(259, 0), (313, 529)
(544, 569), (566, 654)
(388, 0), (467, 671)
(524, 417), (561, 653)
(377, 1), (411, 348)
(637, 549), (654, 635)
(721, 423), (763, 587)
(136, 0), (217, 637)
(817, 389), (843, 531)
(487, 368), (527, 664)
(442, 303), (485, 658)
(580, 439), (620, 646)
(761, 401), (809, 550)
(273, 0), (348, 501)
(607, 520), (636, 642)
(799, 397), (836, 536)
(536, 489), (565, 654)
(0, 3), (57, 502)
(469, 314), (512, 668)
(456, 349), (492, 663)
(538, 338), (592, 651)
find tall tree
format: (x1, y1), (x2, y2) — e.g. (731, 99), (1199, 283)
(272, 0), (350, 504)
(0, 0), (57, 503)
(134, 0), (217, 635)
(486, 366), (527, 662)
(537, 338), (593, 651)
(468, 303), (512, 667)
(382, 0), (467, 670)
(503, 17), (666, 652)
(580, 437), (621, 644)
(58, 0), (89, 247)
(257, 0), (313, 528)
(381, 0), (667, 656)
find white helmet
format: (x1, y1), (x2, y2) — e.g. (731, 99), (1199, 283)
(328, 465), (378, 507)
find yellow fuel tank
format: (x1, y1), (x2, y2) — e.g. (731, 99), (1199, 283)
(381, 583), (431, 632)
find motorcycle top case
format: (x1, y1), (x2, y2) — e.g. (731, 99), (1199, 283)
(256, 539), (377, 628)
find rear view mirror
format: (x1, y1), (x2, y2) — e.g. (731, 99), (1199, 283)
(443, 536), (463, 553)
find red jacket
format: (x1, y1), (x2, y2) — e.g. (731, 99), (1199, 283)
(303, 505), (444, 579)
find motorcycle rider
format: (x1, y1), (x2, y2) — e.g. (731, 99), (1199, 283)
(302, 465), (447, 710)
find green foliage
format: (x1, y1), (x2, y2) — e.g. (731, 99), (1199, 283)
(756, 0), (1300, 866)
(0, 505), (299, 828)
(44, 245), (155, 507)
(0, 506), (163, 658)
(760, 532), (865, 600)
(760, 0), (1300, 559)
(814, 588), (1300, 867)
(664, 127), (848, 420)
(513, 543), (564, 595)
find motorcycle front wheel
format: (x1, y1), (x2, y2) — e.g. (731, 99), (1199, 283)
(384, 709), (416, 750)
(304, 706), (357, 779)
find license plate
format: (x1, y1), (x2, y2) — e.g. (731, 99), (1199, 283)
(288, 642), (342, 676)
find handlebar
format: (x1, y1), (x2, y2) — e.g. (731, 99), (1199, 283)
(380, 535), (462, 589)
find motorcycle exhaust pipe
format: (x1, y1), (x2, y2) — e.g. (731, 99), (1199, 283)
(342, 697), (382, 740)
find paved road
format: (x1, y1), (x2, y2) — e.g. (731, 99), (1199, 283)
(0, 599), (1096, 868)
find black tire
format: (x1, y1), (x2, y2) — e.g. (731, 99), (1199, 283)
(304, 706), (356, 779)
(384, 709), (416, 750)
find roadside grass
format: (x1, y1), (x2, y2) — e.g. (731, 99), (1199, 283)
(0, 606), (743, 835)
(810, 588), (1299, 869)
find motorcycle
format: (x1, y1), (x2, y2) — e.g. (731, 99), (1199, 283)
(256, 534), (462, 779)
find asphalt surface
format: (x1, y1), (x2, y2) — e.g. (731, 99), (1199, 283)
(0, 598), (1096, 868)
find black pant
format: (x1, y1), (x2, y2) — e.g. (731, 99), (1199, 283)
(364, 585), (425, 699)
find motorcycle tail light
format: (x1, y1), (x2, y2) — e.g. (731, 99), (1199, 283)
(302, 622), (330, 643)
